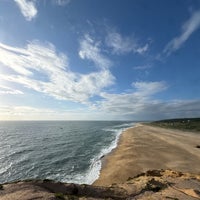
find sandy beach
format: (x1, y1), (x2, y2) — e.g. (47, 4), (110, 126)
(94, 124), (200, 186)
(1, 124), (200, 200)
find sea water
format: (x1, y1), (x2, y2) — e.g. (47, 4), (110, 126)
(0, 121), (135, 184)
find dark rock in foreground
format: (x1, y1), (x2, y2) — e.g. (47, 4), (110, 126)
(0, 169), (200, 199)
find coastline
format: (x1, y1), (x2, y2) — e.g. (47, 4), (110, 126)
(1, 123), (200, 199)
(89, 123), (136, 184)
(93, 124), (200, 186)
(96, 123), (142, 176)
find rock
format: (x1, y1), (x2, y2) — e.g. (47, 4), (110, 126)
(0, 169), (200, 199)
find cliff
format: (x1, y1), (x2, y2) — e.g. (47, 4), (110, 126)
(1, 169), (200, 200)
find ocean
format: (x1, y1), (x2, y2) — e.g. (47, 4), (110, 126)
(0, 121), (135, 184)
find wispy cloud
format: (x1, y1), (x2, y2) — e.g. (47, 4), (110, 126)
(14, 0), (37, 21)
(0, 105), (109, 120)
(133, 64), (152, 70)
(105, 29), (149, 55)
(0, 40), (114, 104)
(0, 106), (62, 120)
(132, 81), (167, 96)
(133, 100), (200, 120)
(95, 81), (168, 114)
(0, 106), (54, 116)
(54, 0), (71, 6)
(0, 85), (24, 95)
(93, 81), (200, 120)
(164, 10), (200, 56)
(1, 99), (199, 121)
(79, 34), (112, 69)
(135, 44), (149, 54)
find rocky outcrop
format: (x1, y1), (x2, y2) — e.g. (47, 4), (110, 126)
(0, 169), (200, 199)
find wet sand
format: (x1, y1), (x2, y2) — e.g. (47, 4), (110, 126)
(93, 124), (200, 186)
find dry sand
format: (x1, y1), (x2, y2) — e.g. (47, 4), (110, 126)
(94, 124), (200, 186)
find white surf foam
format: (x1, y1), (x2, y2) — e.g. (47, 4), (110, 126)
(55, 122), (135, 185)
(84, 123), (135, 184)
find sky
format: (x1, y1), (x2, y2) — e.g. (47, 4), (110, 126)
(0, 0), (200, 121)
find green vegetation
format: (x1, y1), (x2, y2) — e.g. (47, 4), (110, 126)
(150, 118), (200, 132)
(67, 195), (79, 200)
(54, 193), (65, 200)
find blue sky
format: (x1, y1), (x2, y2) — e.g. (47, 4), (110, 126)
(0, 0), (200, 120)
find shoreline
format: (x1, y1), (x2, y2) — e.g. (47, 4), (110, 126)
(1, 123), (200, 199)
(97, 123), (142, 175)
(93, 124), (200, 186)
(92, 123), (137, 184)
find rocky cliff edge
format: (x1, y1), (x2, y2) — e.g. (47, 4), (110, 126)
(0, 169), (200, 200)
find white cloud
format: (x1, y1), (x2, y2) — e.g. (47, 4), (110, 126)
(105, 30), (149, 55)
(0, 40), (114, 104)
(0, 85), (24, 95)
(133, 64), (152, 70)
(0, 106), (61, 120)
(164, 10), (200, 55)
(136, 44), (149, 54)
(134, 100), (200, 120)
(79, 34), (112, 69)
(14, 0), (37, 21)
(132, 81), (168, 96)
(0, 105), (111, 120)
(1, 99), (199, 121)
(93, 82), (200, 120)
(93, 81), (167, 116)
(54, 0), (71, 6)
(0, 106), (53, 115)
